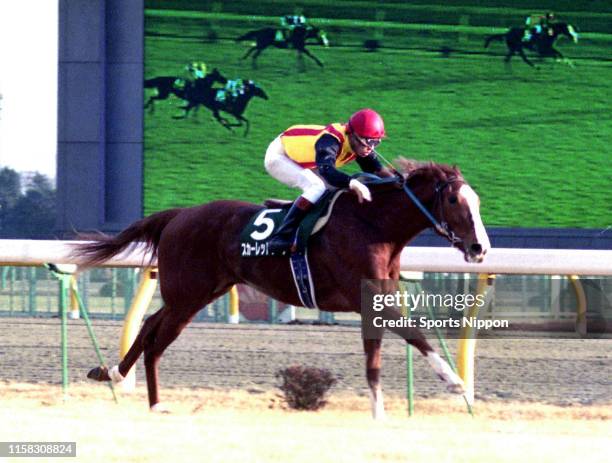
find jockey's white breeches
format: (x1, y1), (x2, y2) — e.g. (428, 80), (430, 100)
(264, 136), (327, 204)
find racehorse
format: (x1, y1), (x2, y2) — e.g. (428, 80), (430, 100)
(144, 68), (227, 114)
(144, 76), (185, 112)
(484, 22), (578, 68)
(176, 80), (268, 137)
(236, 25), (329, 69)
(74, 159), (490, 418)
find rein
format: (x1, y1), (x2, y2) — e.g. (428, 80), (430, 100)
(401, 179), (462, 246)
(352, 170), (463, 246)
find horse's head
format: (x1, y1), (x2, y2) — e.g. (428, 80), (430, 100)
(313, 27), (330, 47)
(245, 80), (268, 100)
(554, 22), (579, 43)
(397, 159), (490, 263)
(301, 26), (329, 47)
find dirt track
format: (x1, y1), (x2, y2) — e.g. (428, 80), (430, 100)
(0, 318), (610, 405)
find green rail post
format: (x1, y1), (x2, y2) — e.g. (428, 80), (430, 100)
(268, 298), (278, 324)
(58, 272), (69, 400)
(406, 343), (414, 416)
(45, 264), (117, 403)
(426, 304), (473, 416)
(70, 276), (117, 403)
(400, 278), (415, 416)
(28, 267), (37, 315)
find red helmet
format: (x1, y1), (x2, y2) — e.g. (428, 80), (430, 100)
(348, 108), (385, 139)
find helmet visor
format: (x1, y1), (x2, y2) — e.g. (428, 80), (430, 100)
(354, 133), (382, 148)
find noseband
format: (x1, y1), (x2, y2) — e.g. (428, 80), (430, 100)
(401, 176), (463, 246)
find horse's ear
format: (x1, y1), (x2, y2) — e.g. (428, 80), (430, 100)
(395, 157), (420, 174)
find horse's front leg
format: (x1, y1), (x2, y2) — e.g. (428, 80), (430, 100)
(251, 48), (265, 69)
(213, 110), (232, 130)
(552, 49), (574, 67)
(518, 48), (536, 68)
(242, 46), (256, 59)
(301, 48), (324, 67)
(232, 115), (249, 137)
(369, 302), (466, 396)
(363, 338), (385, 420)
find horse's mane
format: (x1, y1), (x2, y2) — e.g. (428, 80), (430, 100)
(395, 157), (462, 182)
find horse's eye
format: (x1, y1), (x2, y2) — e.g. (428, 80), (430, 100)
(448, 195), (458, 204)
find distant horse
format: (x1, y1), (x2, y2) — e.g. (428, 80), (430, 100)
(74, 160), (490, 418)
(237, 25), (329, 68)
(177, 80), (268, 136)
(144, 68), (227, 114)
(484, 22), (578, 68)
(144, 76), (185, 112)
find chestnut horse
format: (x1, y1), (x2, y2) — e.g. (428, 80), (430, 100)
(75, 160), (490, 418)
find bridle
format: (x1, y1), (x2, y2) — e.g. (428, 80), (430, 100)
(401, 176), (464, 246)
(352, 165), (464, 247)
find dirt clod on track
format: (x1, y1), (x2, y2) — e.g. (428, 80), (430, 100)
(1, 318), (610, 405)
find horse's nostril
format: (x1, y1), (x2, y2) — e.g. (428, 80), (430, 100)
(470, 243), (482, 254)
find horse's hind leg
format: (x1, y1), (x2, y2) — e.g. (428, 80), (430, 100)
(142, 305), (200, 411)
(518, 48), (535, 68)
(87, 306), (166, 383)
(363, 338), (385, 419)
(143, 286), (234, 411)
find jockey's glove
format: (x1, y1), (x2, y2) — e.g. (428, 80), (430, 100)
(349, 179), (372, 203)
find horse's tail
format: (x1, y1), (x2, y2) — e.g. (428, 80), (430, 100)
(236, 31), (257, 42)
(71, 208), (182, 267)
(144, 78), (158, 88)
(484, 34), (505, 48)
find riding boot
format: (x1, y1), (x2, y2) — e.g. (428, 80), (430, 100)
(267, 196), (313, 255)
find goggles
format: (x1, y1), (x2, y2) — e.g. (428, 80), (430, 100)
(354, 133), (382, 149)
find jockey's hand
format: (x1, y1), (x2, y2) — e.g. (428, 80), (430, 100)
(349, 179), (372, 203)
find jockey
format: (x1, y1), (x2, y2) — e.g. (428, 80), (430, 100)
(523, 12), (555, 42)
(186, 61), (207, 79)
(277, 14), (307, 41)
(280, 14), (307, 29)
(264, 108), (394, 254)
(216, 78), (244, 103)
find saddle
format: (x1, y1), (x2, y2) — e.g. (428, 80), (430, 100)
(239, 189), (342, 258)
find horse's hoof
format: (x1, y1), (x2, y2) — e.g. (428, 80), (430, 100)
(447, 383), (466, 395)
(150, 403), (171, 414)
(87, 366), (110, 382)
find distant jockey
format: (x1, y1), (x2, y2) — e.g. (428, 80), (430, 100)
(186, 61), (207, 79)
(523, 12), (555, 43)
(276, 14), (308, 42)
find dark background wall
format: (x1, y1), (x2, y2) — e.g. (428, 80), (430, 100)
(56, 0), (143, 235)
(55, 0), (611, 249)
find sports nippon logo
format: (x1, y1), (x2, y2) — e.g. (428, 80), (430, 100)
(360, 279), (510, 339)
(368, 290), (506, 331)
(361, 277), (612, 339)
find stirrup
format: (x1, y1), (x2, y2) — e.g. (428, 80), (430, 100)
(267, 236), (296, 256)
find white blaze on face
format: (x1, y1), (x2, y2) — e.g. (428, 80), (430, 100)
(459, 185), (491, 253)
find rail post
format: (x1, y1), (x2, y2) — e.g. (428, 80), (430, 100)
(118, 267), (158, 391)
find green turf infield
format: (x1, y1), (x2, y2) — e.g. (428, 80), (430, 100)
(144, 8), (610, 229)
